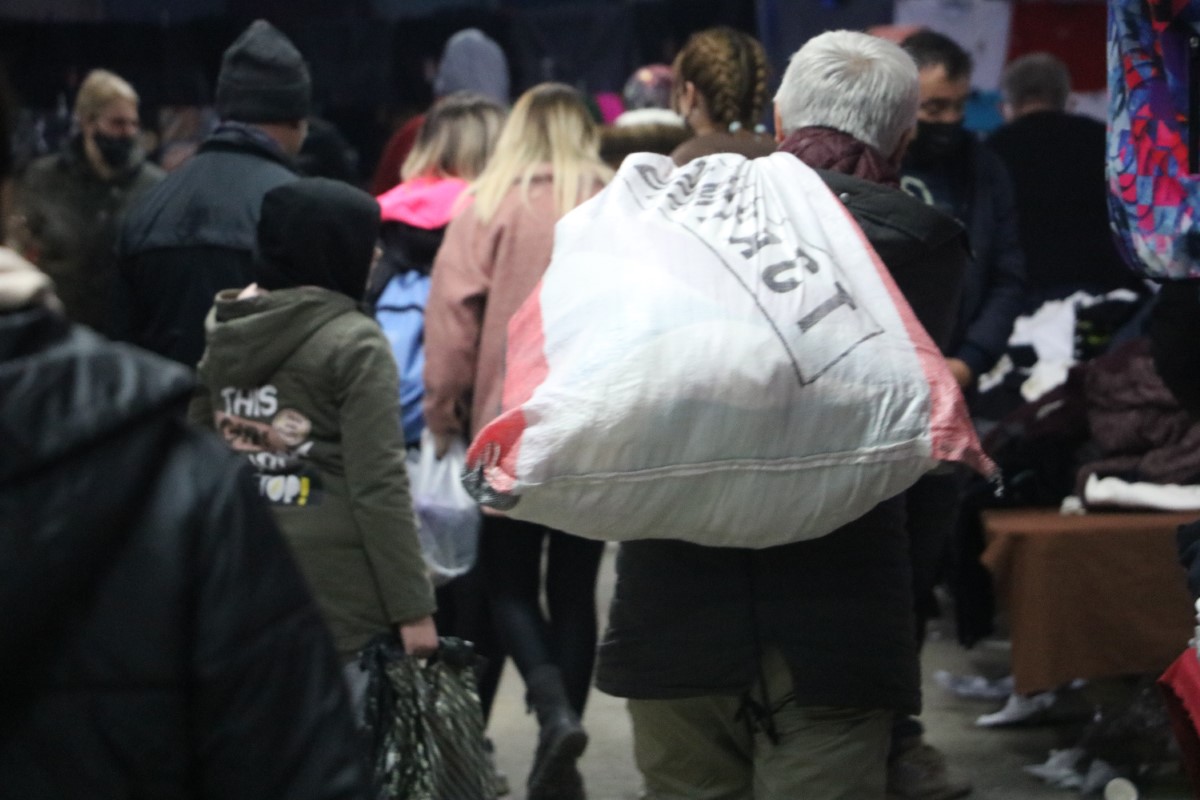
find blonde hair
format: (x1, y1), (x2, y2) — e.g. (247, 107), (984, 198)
(470, 83), (612, 224)
(673, 27), (769, 131)
(400, 92), (507, 182)
(74, 69), (138, 123)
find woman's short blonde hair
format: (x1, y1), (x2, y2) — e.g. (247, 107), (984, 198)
(401, 92), (507, 182)
(74, 69), (138, 123)
(471, 82), (612, 224)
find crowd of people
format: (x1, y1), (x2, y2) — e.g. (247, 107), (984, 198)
(0, 11), (1167, 800)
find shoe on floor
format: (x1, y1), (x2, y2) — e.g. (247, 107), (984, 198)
(524, 665), (588, 800)
(483, 737), (511, 797)
(528, 762), (586, 800)
(975, 691), (1057, 727)
(888, 737), (972, 800)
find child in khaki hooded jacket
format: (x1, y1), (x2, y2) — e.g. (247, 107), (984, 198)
(189, 178), (437, 667)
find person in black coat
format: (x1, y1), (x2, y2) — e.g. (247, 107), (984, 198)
(112, 19), (310, 368)
(0, 248), (367, 799)
(988, 52), (1144, 304)
(597, 31), (969, 799)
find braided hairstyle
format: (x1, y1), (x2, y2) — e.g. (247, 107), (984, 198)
(673, 27), (769, 131)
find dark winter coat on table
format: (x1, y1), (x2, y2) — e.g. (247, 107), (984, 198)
(1076, 337), (1200, 491)
(112, 124), (297, 367)
(13, 136), (163, 333)
(0, 306), (366, 800)
(189, 286), (436, 658)
(596, 134), (969, 715)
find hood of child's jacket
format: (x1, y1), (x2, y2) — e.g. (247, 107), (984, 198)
(254, 177), (381, 303)
(202, 286), (360, 386)
(377, 176), (468, 229)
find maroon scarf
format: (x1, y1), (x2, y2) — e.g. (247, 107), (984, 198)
(776, 126), (900, 188)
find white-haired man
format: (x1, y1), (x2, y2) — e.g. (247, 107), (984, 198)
(596, 30), (969, 799)
(777, 31), (977, 800)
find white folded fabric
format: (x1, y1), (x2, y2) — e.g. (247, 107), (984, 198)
(1085, 473), (1200, 511)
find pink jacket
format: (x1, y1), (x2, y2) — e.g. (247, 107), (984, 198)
(423, 168), (602, 440)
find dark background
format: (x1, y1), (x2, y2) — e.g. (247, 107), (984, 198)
(0, 0), (1104, 182)
(0, 0), (769, 179)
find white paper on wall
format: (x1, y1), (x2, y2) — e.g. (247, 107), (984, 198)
(894, 0), (1014, 90)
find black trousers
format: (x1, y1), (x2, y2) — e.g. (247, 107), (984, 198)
(480, 516), (605, 715)
(894, 471), (963, 743)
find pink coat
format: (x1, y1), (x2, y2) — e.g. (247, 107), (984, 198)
(423, 169), (602, 440)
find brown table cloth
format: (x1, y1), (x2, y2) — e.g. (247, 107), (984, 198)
(981, 509), (1196, 695)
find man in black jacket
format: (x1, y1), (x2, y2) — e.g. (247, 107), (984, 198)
(112, 19), (309, 367)
(900, 29), (1026, 393)
(596, 31), (969, 799)
(0, 247), (367, 799)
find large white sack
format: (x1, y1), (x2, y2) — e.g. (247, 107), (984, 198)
(464, 152), (993, 548)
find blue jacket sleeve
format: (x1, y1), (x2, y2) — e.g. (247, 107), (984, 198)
(957, 147), (1027, 377)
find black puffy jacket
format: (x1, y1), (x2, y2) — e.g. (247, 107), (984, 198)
(112, 124), (298, 367)
(0, 307), (367, 800)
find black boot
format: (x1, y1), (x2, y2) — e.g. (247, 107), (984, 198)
(525, 665), (588, 800)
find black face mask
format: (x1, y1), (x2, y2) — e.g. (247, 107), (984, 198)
(92, 132), (136, 169)
(907, 120), (968, 166)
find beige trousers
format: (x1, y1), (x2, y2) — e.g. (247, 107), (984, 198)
(627, 649), (892, 800)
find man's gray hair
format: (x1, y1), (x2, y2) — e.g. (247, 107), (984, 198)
(1002, 52), (1071, 113)
(774, 30), (919, 157)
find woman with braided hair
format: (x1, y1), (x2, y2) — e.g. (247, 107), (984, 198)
(670, 26), (776, 165)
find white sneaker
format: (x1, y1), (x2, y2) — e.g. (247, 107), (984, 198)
(975, 691), (1057, 727)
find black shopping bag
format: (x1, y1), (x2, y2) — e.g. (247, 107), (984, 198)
(359, 635), (496, 800)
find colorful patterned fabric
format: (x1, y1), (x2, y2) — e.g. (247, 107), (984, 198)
(1107, 0), (1200, 279)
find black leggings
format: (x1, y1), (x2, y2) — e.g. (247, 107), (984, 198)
(480, 516), (604, 715)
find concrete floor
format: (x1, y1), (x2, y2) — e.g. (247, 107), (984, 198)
(484, 544), (1193, 799)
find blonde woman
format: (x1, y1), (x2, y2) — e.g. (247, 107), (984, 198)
(369, 90), (509, 749)
(370, 91), (507, 441)
(423, 82), (611, 800)
(670, 26), (775, 165)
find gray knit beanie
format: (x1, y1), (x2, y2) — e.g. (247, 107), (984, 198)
(433, 29), (510, 105)
(216, 20), (311, 123)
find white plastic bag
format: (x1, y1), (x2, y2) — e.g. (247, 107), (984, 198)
(407, 429), (481, 585)
(465, 152), (993, 548)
